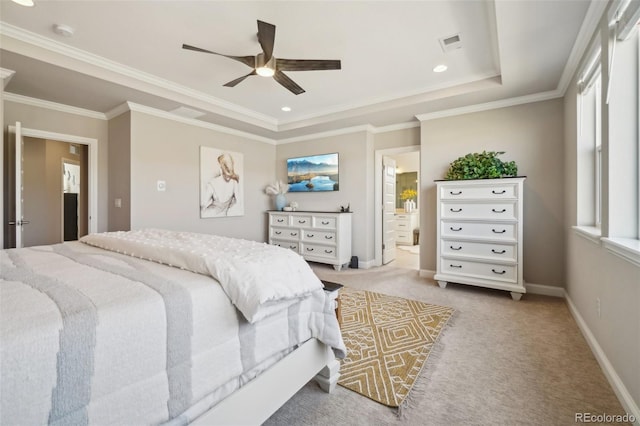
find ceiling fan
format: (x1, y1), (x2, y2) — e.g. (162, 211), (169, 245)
(182, 20), (341, 95)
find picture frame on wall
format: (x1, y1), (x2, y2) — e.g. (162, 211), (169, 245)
(200, 146), (244, 217)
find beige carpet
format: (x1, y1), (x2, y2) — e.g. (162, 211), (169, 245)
(338, 287), (454, 408)
(264, 263), (630, 426)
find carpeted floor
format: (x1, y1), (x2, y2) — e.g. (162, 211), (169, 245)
(264, 263), (630, 426)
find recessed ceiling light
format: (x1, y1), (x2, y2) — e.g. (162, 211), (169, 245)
(433, 64), (448, 73)
(11, 0), (34, 6)
(281, 106), (291, 112)
(53, 24), (75, 37)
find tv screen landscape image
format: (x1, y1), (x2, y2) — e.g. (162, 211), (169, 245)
(287, 153), (339, 192)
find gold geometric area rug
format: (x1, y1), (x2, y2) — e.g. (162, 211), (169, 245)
(337, 287), (455, 408)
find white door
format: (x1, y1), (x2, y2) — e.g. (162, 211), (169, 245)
(382, 156), (396, 264)
(12, 122), (28, 248)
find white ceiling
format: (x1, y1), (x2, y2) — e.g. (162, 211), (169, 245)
(0, 0), (598, 141)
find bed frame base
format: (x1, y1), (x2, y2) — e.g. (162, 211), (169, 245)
(192, 338), (338, 425)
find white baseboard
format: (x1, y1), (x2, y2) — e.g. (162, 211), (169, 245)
(356, 259), (376, 269)
(565, 295), (640, 425)
(419, 269), (435, 279)
(524, 282), (566, 298)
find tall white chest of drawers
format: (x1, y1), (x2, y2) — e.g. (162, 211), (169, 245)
(434, 177), (525, 300)
(268, 211), (352, 271)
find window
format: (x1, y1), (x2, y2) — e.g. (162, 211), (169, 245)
(576, 53), (602, 231)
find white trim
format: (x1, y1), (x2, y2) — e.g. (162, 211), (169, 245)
(356, 259), (376, 270)
(105, 102), (130, 120)
(3, 92), (107, 120)
(124, 102), (277, 145)
(8, 125), (99, 236)
(572, 225), (602, 245)
(372, 121), (420, 134)
(1, 67), (16, 88)
(277, 125), (374, 145)
(0, 23), (278, 130)
(374, 145), (421, 268)
(602, 237), (640, 267)
(415, 90), (562, 122)
(557, 0), (610, 95)
(524, 282), (566, 298)
(565, 294), (640, 424)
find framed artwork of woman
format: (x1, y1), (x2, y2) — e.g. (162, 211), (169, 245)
(200, 146), (244, 218)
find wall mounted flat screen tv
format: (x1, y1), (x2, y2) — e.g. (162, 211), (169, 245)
(287, 153), (339, 192)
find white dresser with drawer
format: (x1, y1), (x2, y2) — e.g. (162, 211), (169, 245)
(395, 212), (419, 245)
(268, 211), (352, 271)
(434, 177), (525, 300)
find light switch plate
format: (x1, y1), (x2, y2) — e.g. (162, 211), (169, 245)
(157, 180), (166, 192)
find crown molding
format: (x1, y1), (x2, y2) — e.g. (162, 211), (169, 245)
(276, 124), (375, 145)
(415, 90), (562, 122)
(371, 121), (420, 134)
(2, 92), (108, 120)
(0, 22), (278, 130)
(556, 0), (609, 95)
(122, 102), (277, 145)
(1, 67), (16, 88)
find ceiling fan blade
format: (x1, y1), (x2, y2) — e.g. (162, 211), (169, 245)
(182, 44), (255, 68)
(276, 59), (341, 71)
(223, 70), (257, 87)
(273, 70), (305, 95)
(257, 20), (276, 62)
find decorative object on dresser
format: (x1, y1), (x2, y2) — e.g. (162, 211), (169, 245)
(264, 180), (289, 211)
(434, 177), (526, 300)
(445, 151), (518, 180)
(268, 211), (352, 270)
(395, 211), (419, 246)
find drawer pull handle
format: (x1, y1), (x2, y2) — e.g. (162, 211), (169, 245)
(277, 219), (285, 222)
(492, 229), (506, 234)
(491, 249), (506, 254)
(398, 224), (406, 227)
(322, 221), (330, 225)
(492, 190), (506, 195)
(492, 208), (506, 213)
(325, 235), (333, 240)
(492, 269), (506, 275)
(290, 245), (297, 249)
(306, 247), (314, 252)
(450, 208), (462, 213)
(450, 264), (463, 268)
(450, 246), (462, 251)
(291, 232), (298, 236)
(298, 220), (307, 224)
(450, 227), (462, 231)
(307, 234), (314, 238)
(275, 231), (282, 235)
(450, 191), (462, 195)
(324, 249), (334, 254)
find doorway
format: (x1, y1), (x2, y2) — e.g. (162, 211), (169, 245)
(374, 146), (420, 269)
(6, 124), (98, 248)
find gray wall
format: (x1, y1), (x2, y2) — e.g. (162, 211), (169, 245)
(420, 98), (566, 287)
(563, 11), (640, 412)
(128, 111), (275, 241)
(276, 130), (375, 263)
(108, 112), (131, 231)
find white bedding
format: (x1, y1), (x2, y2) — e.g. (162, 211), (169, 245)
(0, 238), (346, 425)
(81, 229), (322, 323)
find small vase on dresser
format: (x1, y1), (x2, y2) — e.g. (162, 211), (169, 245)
(434, 177), (526, 300)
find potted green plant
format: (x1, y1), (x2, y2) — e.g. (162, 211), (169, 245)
(444, 151), (518, 180)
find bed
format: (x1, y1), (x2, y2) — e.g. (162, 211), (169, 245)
(0, 229), (346, 425)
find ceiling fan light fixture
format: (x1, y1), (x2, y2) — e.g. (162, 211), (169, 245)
(256, 66), (275, 77)
(433, 64), (448, 73)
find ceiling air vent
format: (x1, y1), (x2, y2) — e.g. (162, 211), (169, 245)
(169, 106), (206, 119)
(439, 33), (463, 53)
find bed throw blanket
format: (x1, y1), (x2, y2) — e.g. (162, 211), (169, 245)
(81, 229), (322, 323)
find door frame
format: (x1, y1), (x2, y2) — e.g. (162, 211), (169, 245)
(8, 125), (98, 245)
(374, 145), (420, 267)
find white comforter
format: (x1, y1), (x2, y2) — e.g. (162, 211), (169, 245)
(81, 229), (322, 323)
(0, 240), (345, 425)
